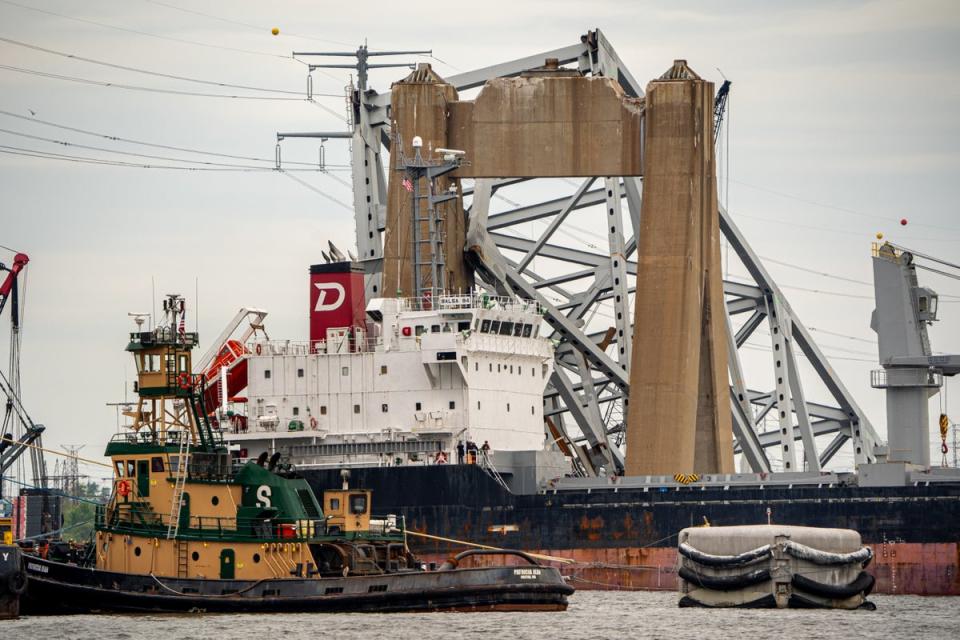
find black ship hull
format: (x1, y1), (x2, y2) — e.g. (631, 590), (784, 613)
(302, 465), (960, 595)
(20, 555), (572, 614)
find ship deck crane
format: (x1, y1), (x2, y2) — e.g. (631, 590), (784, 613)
(0, 251), (47, 497)
(194, 307), (268, 417)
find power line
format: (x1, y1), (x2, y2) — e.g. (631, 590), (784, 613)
(731, 208), (956, 244)
(0, 144), (286, 171)
(0, 126), (314, 169)
(0, 63), (305, 100)
(730, 177), (960, 234)
(807, 326), (878, 345)
(0, 107), (344, 168)
(141, 0), (356, 47)
(0, 36), (344, 96)
(279, 169), (354, 212)
(0, 0), (290, 59)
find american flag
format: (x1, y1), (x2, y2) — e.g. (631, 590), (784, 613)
(402, 177), (413, 192)
(178, 307), (186, 342)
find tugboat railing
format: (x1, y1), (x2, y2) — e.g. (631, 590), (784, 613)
(96, 507), (405, 544)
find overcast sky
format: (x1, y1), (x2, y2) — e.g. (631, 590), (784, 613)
(1, 0), (958, 483)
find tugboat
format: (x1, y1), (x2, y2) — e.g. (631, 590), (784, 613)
(19, 295), (573, 614)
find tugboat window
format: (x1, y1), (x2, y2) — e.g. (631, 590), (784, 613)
(192, 551), (200, 561)
(264, 369), (271, 379)
(415, 402), (422, 411)
(350, 494), (368, 514)
(297, 368), (304, 378)
(320, 406), (327, 415)
(134, 546), (141, 557)
(329, 498), (340, 511)
(431, 325), (440, 333)
(293, 407), (300, 416)
(114, 461), (123, 476)
(151, 457), (164, 472)
(126, 460), (136, 477)
(353, 404), (361, 414)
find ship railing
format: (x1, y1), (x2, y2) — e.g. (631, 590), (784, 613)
(249, 337), (383, 356)
(396, 293), (542, 315)
(96, 508), (337, 542)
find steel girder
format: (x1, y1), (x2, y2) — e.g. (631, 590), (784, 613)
(338, 29), (884, 476)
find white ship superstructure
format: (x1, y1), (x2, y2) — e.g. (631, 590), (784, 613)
(224, 292), (556, 470)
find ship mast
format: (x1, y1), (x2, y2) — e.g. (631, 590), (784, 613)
(125, 294), (216, 450)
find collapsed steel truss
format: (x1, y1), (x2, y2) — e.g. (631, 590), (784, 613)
(293, 29), (884, 476)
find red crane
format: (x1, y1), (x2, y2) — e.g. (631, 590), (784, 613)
(0, 253), (29, 318)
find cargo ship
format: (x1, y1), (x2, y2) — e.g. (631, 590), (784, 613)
(198, 240), (960, 596)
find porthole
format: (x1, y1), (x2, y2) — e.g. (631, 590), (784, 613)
(253, 553), (261, 564)
(134, 546), (141, 557)
(212, 496), (220, 506)
(192, 551), (200, 561)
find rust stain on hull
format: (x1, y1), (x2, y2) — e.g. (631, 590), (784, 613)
(420, 542), (960, 595)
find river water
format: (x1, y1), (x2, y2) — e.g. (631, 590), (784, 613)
(5, 591), (957, 639)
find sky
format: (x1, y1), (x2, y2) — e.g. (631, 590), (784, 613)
(1, 0), (959, 484)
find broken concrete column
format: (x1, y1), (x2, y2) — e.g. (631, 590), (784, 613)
(382, 64), (472, 297)
(625, 61), (734, 476)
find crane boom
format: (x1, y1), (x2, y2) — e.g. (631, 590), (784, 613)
(0, 252), (29, 318)
(713, 79), (731, 144)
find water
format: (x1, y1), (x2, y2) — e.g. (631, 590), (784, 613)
(5, 591), (957, 639)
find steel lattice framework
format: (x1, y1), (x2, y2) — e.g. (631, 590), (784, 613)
(290, 29), (885, 477)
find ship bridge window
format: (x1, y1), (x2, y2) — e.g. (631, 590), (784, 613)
(329, 497), (340, 511)
(126, 460), (136, 477)
(151, 457), (164, 473)
(522, 324), (533, 338)
(350, 494), (368, 514)
(498, 322), (514, 336)
(264, 369), (272, 379)
(458, 321), (471, 332)
(513, 323), (523, 337)
(137, 354), (151, 373)
(480, 319), (491, 333)
(415, 325), (426, 337)
(431, 324), (440, 333)
(114, 461), (123, 477)
(489, 320), (501, 334)
(178, 354), (188, 372)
